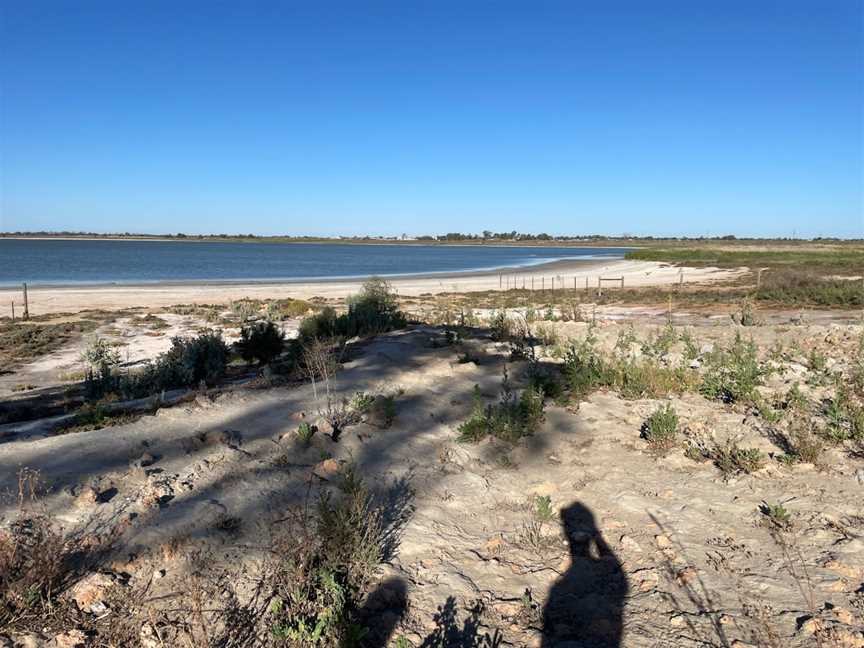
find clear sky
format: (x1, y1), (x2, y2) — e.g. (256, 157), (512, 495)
(1, 1), (862, 238)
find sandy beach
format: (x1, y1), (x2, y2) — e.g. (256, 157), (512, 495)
(0, 259), (743, 316)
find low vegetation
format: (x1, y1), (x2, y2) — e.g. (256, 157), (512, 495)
(299, 277), (407, 341)
(236, 320), (285, 365)
(85, 331), (230, 400)
(458, 368), (545, 443)
(641, 403), (679, 454)
(700, 333), (763, 403)
(269, 467), (385, 646)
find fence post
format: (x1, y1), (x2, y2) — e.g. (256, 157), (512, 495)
(532, 276), (535, 292)
(11, 301), (14, 321)
(499, 275), (502, 289)
(542, 277), (545, 292)
(757, 268), (763, 289)
(22, 283), (29, 320)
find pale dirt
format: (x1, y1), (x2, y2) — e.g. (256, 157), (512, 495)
(0, 260), (743, 317)
(1, 313), (862, 646)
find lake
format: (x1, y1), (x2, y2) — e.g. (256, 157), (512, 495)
(0, 239), (629, 287)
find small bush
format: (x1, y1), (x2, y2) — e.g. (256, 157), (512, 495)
(759, 502), (792, 530)
(641, 403), (679, 453)
(457, 368), (545, 444)
(700, 333), (764, 403)
(266, 298), (315, 321)
(349, 392), (375, 415)
(731, 299), (759, 326)
(562, 334), (607, 399)
(489, 310), (512, 341)
(269, 468), (384, 646)
(297, 421), (315, 445)
(822, 386), (864, 443)
(236, 320), (285, 365)
(686, 438), (765, 476)
(81, 337), (121, 378)
(533, 495), (554, 523)
(299, 278), (406, 341)
(712, 441), (766, 475)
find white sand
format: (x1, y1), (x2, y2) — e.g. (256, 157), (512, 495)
(1, 260), (743, 316)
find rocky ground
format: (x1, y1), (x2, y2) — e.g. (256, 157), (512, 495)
(1, 304), (863, 647)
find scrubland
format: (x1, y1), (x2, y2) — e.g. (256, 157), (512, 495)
(0, 257), (863, 647)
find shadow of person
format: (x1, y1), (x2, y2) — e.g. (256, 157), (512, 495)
(357, 577), (408, 648)
(541, 503), (628, 648)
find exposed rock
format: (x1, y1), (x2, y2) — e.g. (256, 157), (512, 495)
(313, 458), (341, 480)
(67, 573), (114, 613)
(53, 630), (86, 648)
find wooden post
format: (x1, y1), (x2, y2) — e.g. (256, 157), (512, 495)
(499, 275), (502, 289)
(22, 283), (29, 320)
(585, 276), (589, 289)
(757, 268), (763, 289)
(531, 276), (535, 292)
(542, 277), (545, 292)
(522, 277), (526, 290)
(574, 276), (577, 293)
(620, 277), (624, 289)
(11, 302), (14, 321)
(679, 270), (684, 287)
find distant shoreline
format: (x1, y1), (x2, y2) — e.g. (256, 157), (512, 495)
(0, 235), (639, 249)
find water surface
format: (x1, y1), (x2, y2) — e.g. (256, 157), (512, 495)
(0, 239), (629, 287)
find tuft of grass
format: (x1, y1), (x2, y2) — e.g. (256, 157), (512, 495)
(686, 438), (766, 476)
(641, 403), (679, 453)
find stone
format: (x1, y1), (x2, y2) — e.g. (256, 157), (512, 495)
(654, 534), (671, 549)
(53, 632), (86, 648)
(74, 486), (99, 507)
(855, 468), (864, 486)
(313, 458), (340, 480)
(139, 625), (161, 648)
(67, 573), (114, 613)
(618, 534), (642, 553)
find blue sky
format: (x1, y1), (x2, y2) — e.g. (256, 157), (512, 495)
(1, 1), (862, 238)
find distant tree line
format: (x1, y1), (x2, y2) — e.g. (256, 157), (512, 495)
(0, 230), (858, 243)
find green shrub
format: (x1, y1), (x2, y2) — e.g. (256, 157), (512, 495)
(269, 468), (383, 646)
(641, 403), (679, 453)
(299, 278), (406, 341)
(759, 502), (792, 530)
(457, 369), (545, 444)
(533, 495), (554, 522)
(236, 320), (285, 365)
(81, 337), (121, 378)
(349, 392), (375, 414)
(562, 334), (607, 398)
(700, 334), (763, 403)
(711, 440), (765, 475)
(489, 310), (512, 341)
(266, 298), (315, 321)
(822, 386), (864, 443)
(297, 421), (315, 445)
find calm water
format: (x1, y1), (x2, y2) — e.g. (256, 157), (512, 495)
(0, 239), (629, 287)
